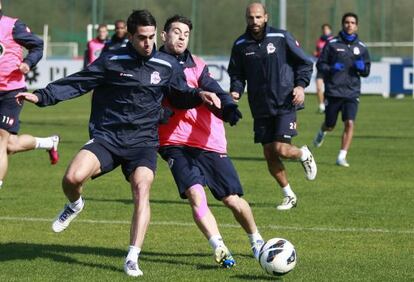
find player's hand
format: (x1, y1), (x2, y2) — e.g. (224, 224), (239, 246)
(199, 91), (221, 109)
(292, 86), (305, 105)
(331, 62), (345, 73)
(354, 59), (365, 71)
(230, 91), (240, 103)
(222, 104), (243, 126)
(17, 62), (31, 74)
(15, 92), (39, 105)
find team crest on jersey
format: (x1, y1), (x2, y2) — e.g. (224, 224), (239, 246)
(267, 43), (276, 54)
(150, 71), (161, 84)
(353, 47), (360, 55)
(0, 43), (5, 58)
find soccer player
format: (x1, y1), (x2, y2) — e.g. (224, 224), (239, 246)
(102, 20), (128, 52)
(313, 12), (370, 167)
(16, 10), (221, 277)
(228, 3), (317, 211)
(0, 1), (59, 189)
(83, 24), (108, 68)
(314, 24), (333, 113)
(158, 15), (264, 267)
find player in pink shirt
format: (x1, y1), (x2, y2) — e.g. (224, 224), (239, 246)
(84, 24), (108, 68)
(158, 15), (264, 268)
(0, 1), (59, 189)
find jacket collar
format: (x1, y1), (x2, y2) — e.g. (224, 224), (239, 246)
(159, 45), (196, 68)
(339, 30), (358, 44)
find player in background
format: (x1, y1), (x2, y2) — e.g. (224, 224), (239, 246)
(102, 19), (128, 52)
(83, 24), (108, 68)
(314, 12), (370, 167)
(314, 23), (333, 113)
(0, 1), (59, 190)
(158, 15), (264, 268)
(228, 2), (317, 211)
(16, 10), (221, 277)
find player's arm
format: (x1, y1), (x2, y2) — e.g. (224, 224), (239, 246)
(12, 20), (44, 73)
(198, 65), (242, 126)
(354, 47), (371, 77)
(167, 62), (220, 109)
(285, 31), (313, 105)
(227, 43), (246, 102)
(17, 56), (106, 107)
(316, 42), (332, 76)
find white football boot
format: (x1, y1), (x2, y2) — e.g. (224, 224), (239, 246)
(300, 145), (317, 180)
(336, 158), (350, 167)
(251, 239), (265, 260)
(313, 131), (326, 148)
(124, 260), (143, 277)
(52, 200), (84, 232)
(214, 245), (235, 268)
(277, 195), (297, 211)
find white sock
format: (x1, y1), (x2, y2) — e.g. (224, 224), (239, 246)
(0, 180), (3, 188)
(208, 235), (224, 250)
(281, 184), (295, 197)
(126, 245), (141, 262)
(247, 230), (264, 245)
(69, 196), (84, 212)
(35, 137), (54, 149)
(338, 150), (347, 160)
(300, 147), (310, 161)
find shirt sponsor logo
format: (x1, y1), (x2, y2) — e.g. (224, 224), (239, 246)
(353, 46), (360, 55)
(120, 72), (133, 77)
(150, 71), (161, 85)
(219, 154), (228, 158)
(245, 51), (255, 56)
(267, 42), (276, 54)
(283, 135), (292, 139)
(0, 43), (5, 58)
(336, 48), (345, 51)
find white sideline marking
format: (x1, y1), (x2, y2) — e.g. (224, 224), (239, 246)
(0, 216), (413, 235)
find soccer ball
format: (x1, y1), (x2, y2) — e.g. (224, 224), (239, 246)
(259, 238), (297, 276)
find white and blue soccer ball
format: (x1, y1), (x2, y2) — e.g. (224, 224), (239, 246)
(259, 238), (297, 276)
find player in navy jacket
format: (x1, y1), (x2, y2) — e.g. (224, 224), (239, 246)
(16, 10), (220, 277)
(227, 3), (317, 211)
(314, 12), (370, 167)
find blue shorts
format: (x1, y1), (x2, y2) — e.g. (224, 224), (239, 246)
(0, 88), (25, 134)
(82, 138), (157, 181)
(253, 110), (297, 145)
(158, 146), (244, 200)
(325, 96), (359, 128)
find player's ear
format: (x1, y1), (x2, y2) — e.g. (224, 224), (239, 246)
(264, 13), (268, 23)
(160, 31), (167, 43)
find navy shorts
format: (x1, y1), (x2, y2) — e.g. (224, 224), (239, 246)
(82, 138), (157, 181)
(316, 71), (324, 79)
(325, 96), (359, 128)
(158, 146), (244, 200)
(253, 110), (297, 145)
(0, 88), (25, 134)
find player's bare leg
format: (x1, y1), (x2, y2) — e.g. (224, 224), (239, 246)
(185, 184), (235, 268)
(0, 129), (11, 188)
(222, 195), (264, 259)
(125, 166), (154, 277)
(337, 120), (354, 167)
(7, 134), (60, 164)
(316, 78), (325, 113)
(52, 150), (101, 232)
(264, 143), (296, 210)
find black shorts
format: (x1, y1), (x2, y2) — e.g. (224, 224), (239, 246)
(82, 138), (157, 181)
(316, 71), (324, 80)
(325, 96), (359, 128)
(0, 88), (26, 134)
(253, 110), (297, 145)
(158, 146), (243, 201)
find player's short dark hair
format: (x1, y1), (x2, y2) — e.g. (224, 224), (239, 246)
(97, 24), (107, 32)
(127, 10), (156, 35)
(163, 15), (193, 32)
(114, 19), (126, 27)
(321, 23), (331, 30)
(342, 12), (358, 25)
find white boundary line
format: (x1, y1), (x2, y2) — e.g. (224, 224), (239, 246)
(1, 216), (413, 235)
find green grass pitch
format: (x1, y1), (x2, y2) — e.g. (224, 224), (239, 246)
(0, 94), (413, 281)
